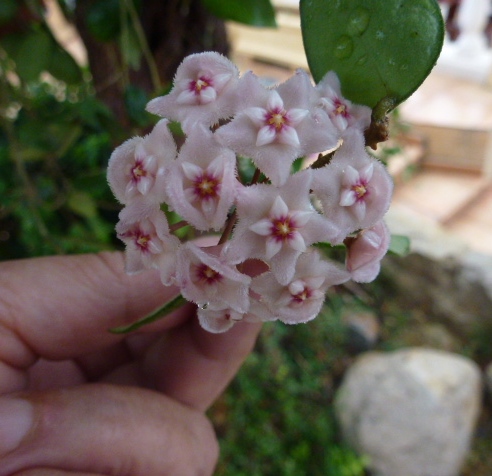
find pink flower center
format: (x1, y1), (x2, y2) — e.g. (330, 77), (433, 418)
(195, 263), (222, 285)
(291, 286), (312, 303)
(134, 231), (152, 253)
(352, 182), (368, 200)
(333, 98), (350, 118)
(265, 107), (288, 131)
(189, 76), (213, 95)
(131, 160), (147, 183)
(193, 173), (221, 200)
(270, 215), (296, 242)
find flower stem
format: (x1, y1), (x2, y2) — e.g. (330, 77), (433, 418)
(109, 294), (188, 334)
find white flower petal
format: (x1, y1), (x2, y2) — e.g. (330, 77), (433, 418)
(181, 161), (203, 180)
(265, 237), (283, 259)
(207, 156), (225, 177)
(288, 231), (306, 252)
(287, 108), (309, 125)
(340, 189), (357, 207)
(359, 162), (374, 183)
(177, 89), (197, 105)
(278, 126), (300, 147)
(136, 177), (152, 195)
(256, 125), (276, 146)
(291, 210), (312, 227)
(249, 218), (272, 236)
(201, 198), (218, 220)
(353, 200), (367, 221)
(288, 280), (305, 295)
(245, 107), (267, 126)
(270, 195), (289, 218)
(199, 87), (217, 104)
(267, 90), (284, 111)
(343, 165), (360, 186)
(212, 72), (233, 91)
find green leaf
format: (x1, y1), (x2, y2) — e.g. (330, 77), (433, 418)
(47, 45), (83, 85)
(201, 0), (276, 27)
(86, 0), (121, 42)
(110, 294), (188, 334)
(389, 234), (411, 256)
(300, 0), (444, 109)
(67, 190), (98, 219)
(124, 85), (150, 126)
(119, 24), (141, 70)
(15, 29), (54, 82)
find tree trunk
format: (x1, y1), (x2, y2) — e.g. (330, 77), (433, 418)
(74, 0), (230, 124)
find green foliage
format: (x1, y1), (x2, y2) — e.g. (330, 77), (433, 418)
(388, 234), (411, 257)
(201, 0), (277, 27)
(300, 0), (444, 111)
(211, 297), (367, 476)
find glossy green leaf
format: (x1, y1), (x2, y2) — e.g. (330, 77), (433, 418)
(201, 0), (276, 27)
(300, 0), (444, 109)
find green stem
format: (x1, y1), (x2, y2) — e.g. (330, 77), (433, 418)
(125, 0), (162, 92)
(109, 294), (188, 334)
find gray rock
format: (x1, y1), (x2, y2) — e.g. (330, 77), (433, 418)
(381, 205), (492, 337)
(335, 348), (482, 476)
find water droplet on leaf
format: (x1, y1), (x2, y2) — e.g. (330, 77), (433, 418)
(334, 35), (354, 60)
(347, 7), (370, 36)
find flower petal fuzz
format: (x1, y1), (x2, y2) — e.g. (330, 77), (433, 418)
(166, 125), (237, 231)
(346, 220), (391, 283)
(216, 70), (339, 186)
(251, 250), (350, 324)
(226, 170), (340, 284)
(116, 201), (180, 285)
(146, 52), (240, 128)
(176, 243), (251, 313)
(312, 129), (393, 241)
(315, 71), (371, 135)
(108, 119), (176, 204)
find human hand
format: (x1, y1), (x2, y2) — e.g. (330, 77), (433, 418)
(0, 252), (261, 475)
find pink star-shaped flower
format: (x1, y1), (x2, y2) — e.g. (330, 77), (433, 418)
(146, 52), (240, 129)
(165, 125), (238, 231)
(116, 201), (181, 285)
(250, 249), (350, 324)
(215, 70), (339, 186)
(312, 129), (393, 241)
(225, 169), (340, 284)
(107, 119), (176, 204)
(315, 71), (371, 135)
(176, 243), (251, 314)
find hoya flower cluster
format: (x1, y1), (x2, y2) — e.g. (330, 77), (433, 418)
(107, 52), (393, 333)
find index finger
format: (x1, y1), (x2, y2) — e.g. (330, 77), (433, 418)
(0, 252), (189, 366)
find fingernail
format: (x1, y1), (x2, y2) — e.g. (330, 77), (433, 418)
(0, 397), (34, 456)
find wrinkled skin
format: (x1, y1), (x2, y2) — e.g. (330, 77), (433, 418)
(0, 252), (261, 476)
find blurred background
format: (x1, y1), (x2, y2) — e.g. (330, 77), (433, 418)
(1, 1), (492, 474)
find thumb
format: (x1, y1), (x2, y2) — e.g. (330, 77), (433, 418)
(0, 384), (218, 476)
